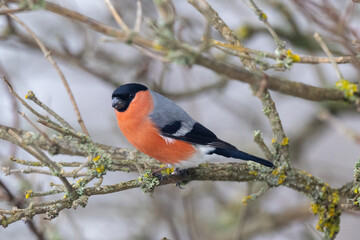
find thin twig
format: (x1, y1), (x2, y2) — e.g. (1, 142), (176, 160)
(133, 45), (169, 62)
(134, 0), (142, 33)
(7, 12), (90, 136)
(130, 150), (143, 174)
(317, 110), (360, 145)
(18, 111), (56, 146)
(2, 76), (47, 121)
(212, 40), (354, 64)
(10, 156), (82, 167)
(103, 0), (129, 32)
(0, 7), (26, 14)
(246, 0), (285, 50)
(314, 32), (344, 80)
(30, 189), (65, 198)
(71, 156), (92, 178)
(253, 131), (273, 160)
(37, 119), (83, 140)
(25, 91), (74, 131)
(2, 167), (87, 177)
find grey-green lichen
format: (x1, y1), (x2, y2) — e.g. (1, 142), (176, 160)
(138, 169), (160, 194)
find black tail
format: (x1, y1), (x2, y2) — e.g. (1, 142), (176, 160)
(212, 148), (274, 168)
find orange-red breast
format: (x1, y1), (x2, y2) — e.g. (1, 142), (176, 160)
(112, 83), (274, 168)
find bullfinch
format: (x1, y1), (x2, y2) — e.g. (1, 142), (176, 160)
(112, 83), (274, 168)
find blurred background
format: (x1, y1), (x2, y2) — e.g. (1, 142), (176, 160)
(0, 0), (360, 239)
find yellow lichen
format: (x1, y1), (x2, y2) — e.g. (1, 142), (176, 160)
(93, 155), (100, 162)
(25, 91), (34, 99)
(95, 164), (105, 173)
(316, 224), (322, 231)
(235, 26), (250, 39)
(280, 137), (289, 146)
(161, 166), (174, 175)
(310, 202), (319, 214)
(271, 169), (279, 175)
(260, 12), (267, 21)
(286, 49), (300, 62)
(249, 171), (258, 176)
(152, 43), (164, 51)
(335, 79), (358, 98)
(332, 191), (339, 204)
(328, 207), (335, 217)
(354, 187), (358, 194)
(242, 195), (252, 205)
(278, 174), (286, 184)
(25, 190), (33, 199)
(310, 191), (341, 238)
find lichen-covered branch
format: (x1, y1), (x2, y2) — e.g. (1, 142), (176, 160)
(0, 1), (359, 239)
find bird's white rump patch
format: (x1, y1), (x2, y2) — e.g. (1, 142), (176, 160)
(175, 145), (215, 168)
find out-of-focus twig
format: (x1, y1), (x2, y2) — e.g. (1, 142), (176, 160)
(2, 167), (87, 177)
(245, 0), (285, 50)
(7, 11), (90, 136)
(314, 32), (344, 80)
(0, 7), (27, 15)
(25, 91), (74, 131)
(18, 111), (55, 146)
(103, 0), (129, 32)
(2, 76), (48, 122)
(4, 0), (346, 102)
(318, 110), (360, 145)
(134, 0), (142, 33)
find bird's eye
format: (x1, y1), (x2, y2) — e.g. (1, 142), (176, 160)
(129, 93), (135, 99)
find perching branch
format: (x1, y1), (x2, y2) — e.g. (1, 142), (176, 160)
(0, 1), (359, 239)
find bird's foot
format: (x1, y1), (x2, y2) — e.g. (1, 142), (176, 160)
(173, 168), (190, 188)
(151, 165), (175, 182)
(152, 171), (165, 182)
(173, 168), (189, 177)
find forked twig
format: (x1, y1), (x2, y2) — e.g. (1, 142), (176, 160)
(7, 12), (90, 136)
(26, 91), (74, 130)
(103, 0), (129, 32)
(314, 32), (344, 80)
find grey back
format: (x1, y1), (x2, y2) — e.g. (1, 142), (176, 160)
(149, 91), (196, 129)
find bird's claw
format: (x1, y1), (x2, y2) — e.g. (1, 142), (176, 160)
(173, 168), (189, 177)
(152, 171), (165, 182)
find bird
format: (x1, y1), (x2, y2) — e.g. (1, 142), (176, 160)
(112, 83), (274, 168)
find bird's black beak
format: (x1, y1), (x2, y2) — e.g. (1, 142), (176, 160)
(112, 97), (125, 110)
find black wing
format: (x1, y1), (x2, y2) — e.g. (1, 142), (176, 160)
(160, 121), (237, 150)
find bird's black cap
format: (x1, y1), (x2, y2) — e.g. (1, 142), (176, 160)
(112, 83), (148, 112)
